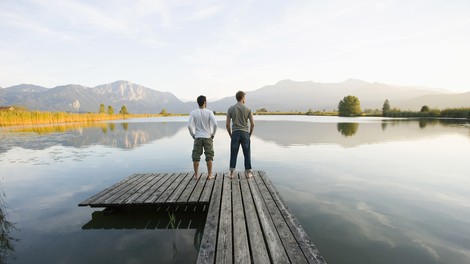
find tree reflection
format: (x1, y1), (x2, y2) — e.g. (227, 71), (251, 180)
(418, 119), (439, 129)
(381, 122), (388, 131)
(1, 184), (16, 263)
(337, 123), (359, 137)
(121, 122), (129, 130)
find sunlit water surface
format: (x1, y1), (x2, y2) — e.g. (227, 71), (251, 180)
(1, 116), (469, 264)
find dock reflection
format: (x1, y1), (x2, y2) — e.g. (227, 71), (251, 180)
(82, 205), (206, 250)
(83, 205), (207, 230)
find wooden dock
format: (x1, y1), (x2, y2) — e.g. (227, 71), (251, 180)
(79, 171), (326, 264)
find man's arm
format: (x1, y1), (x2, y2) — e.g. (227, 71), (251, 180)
(210, 112), (217, 138)
(225, 114), (232, 138)
(188, 113), (195, 139)
(249, 112), (255, 137)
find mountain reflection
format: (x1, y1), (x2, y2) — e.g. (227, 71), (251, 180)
(0, 121), (186, 153)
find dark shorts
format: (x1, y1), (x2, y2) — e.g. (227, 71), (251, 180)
(192, 138), (214, 162)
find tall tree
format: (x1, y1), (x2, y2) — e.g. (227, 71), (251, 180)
(382, 99), (390, 115)
(338, 95), (362, 116)
(107, 105), (114, 115)
(420, 105), (430, 112)
(99, 103), (106, 113)
(119, 105), (129, 115)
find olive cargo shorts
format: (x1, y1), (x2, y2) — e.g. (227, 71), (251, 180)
(192, 138), (214, 162)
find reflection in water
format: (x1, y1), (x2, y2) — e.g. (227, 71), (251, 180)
(1, 116), (470, 264)
(0, 184), (16, 263)
(418, 119), (440, 129)
(0, 121), (186, 154)
(254, 119), (470, 147)
(2, 118), (467, 152)
(381, 122), (387, 131)
(337, 123), (359, 137)
(121, 123), (129, 130)
(83, 205), (205, 253)
(5, 122), (107, 134)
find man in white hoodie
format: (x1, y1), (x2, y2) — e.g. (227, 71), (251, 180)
(188, 95), (218, 179)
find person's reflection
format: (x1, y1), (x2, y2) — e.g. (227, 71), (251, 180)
(337, 123), (359, 137)
(1, 185), (16, 263)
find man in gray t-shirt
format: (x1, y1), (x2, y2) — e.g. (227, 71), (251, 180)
(226, 91), (255, 178)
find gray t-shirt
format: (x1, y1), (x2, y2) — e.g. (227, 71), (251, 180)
(227, 102), (252, 133)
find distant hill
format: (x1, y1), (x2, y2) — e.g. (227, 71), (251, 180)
(1, 81), (193, 113)
(1, 79), (468, 113)
(209, 79), (457, 112)
(395, 91), (470, 110)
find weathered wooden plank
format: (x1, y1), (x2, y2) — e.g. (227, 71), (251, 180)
(232, 172), (251, 264)
(155, 172), (187, 203)
(199, 174), (215, 203)
(91, 173), (150, 206)
(216, 174), (233, 264)
(189, 174), (209, 203)
(248, 172), (290, 263)
(79, 173), (141, 206)
(144, 173), (178, 204)
(177, 173), (201, 203)
(114, 173), (158, 204)
(239, 173), (271, 263)
(258, 171), (327, 264)
(254, 171), (308, 264)
(197, 173), (223, 264)
(106, 173), (157, 205)
(132, 173), (171, 204)
(126, 173), (168, 204)
(166, 172), (193, 203)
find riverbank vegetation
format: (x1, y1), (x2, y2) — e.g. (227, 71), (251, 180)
(0, 106), (176, 126)
(383, 107), (470, 118)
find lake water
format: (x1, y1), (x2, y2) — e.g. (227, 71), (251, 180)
(1, 116), (469, 264)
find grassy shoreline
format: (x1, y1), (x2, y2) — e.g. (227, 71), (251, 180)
(0, 109), (178, 126)
(2, 107), (469, 127)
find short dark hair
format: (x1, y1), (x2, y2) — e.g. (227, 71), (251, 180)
(197, 95), (206, 107)
(236, 91), (246, 102)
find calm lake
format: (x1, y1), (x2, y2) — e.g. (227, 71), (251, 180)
(1, 116), (469, 264)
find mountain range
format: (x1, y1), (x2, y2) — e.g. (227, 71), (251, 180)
(1, 79), (469, 113)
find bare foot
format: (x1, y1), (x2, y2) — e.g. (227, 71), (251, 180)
(208, 174), (215, 180)
(194, 173), (200, 180)
(229, 171), (235, 179)
(246, 171), (254, 178)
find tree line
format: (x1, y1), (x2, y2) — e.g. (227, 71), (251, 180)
(99, 104), (129, 115)
(254, 96), (470, 119)
(337, 95), (470, 118)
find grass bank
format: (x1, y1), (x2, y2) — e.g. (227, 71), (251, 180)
(0, 109), (176, 126)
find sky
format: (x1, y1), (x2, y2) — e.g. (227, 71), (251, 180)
(1, 0), (470, 100)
